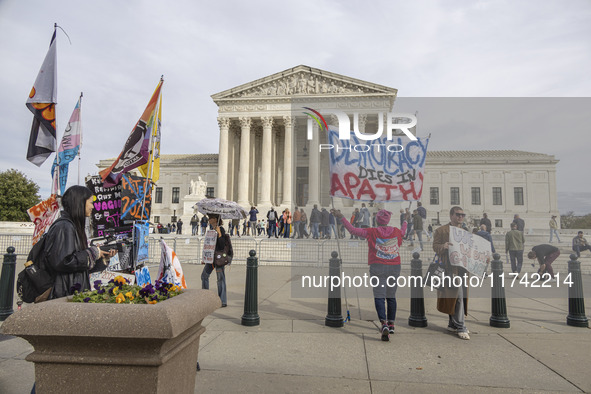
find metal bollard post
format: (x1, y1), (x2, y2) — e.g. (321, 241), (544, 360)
(241, 250), (260, 326)
(325, 251), (344, 327)
(408, 252), (428, 327)
(566, 254), (589, 327)
(0, 247), (17, 322)
(490, 253), (510, 328)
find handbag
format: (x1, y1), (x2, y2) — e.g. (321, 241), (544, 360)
(213, 234), (233, 268)
(423, 254), (445, 289)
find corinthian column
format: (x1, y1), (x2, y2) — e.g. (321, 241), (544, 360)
(217, 117), (230, 200)
(237, 117), (251, 207)
(308, 119), (320, 206)
(282, 116), (294, 207)
(260, 116), (273, 206)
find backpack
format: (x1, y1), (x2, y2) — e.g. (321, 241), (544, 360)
(268, 210), (276, 221)
(16, 232), (54, 303)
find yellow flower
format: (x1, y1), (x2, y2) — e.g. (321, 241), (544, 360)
(114, 275), (127, 286)
(125, 291), (134, 301)
(113, 286), (119, 295)
(115, 293), (126, 304)
(148, 299), (158, 304)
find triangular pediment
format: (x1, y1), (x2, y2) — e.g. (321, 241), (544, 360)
(211, 65), (397, 101)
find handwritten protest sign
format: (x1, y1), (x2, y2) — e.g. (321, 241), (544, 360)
(448, 227), (492, 277)
(90, 270), (136, 286)
(27, 194), (60, 245)
(327, 128), (428, 201)
(86, 176), (125, 238)
(202, 230), (217, 265)
(121, 173), (152, 221)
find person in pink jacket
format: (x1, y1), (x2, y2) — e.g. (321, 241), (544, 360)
(337, 209), (407, 342)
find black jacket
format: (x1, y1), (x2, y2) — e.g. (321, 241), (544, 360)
(44, 213), (96, 299)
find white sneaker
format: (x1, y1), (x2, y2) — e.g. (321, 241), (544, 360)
(457, 331), (470, 340)
(447, 326), (470, 334)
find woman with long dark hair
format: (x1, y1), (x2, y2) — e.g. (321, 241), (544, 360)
(201, 214), (232, 307)
(45, 185), (116, 299)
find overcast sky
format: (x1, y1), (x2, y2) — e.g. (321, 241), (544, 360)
(1, 0), (590, 204)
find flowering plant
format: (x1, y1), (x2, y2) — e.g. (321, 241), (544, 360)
(70, 276), (183, 304)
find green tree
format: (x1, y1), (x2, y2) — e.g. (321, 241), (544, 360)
(0, 169), (41, 221)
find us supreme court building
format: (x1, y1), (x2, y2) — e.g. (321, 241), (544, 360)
(99, 65), (559, 230)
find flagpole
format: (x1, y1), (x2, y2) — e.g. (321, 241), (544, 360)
(331, 197), (350, 323)
(140, 76), (163, 222)
(78, 92), (83, 185)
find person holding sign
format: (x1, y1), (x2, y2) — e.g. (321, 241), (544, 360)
(45, 186), (117, 299)
(432, 206), (471, 340)
(337, 209), (406, 342)
(201, 214), (231, 307)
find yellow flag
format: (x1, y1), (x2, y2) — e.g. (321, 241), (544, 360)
(138, 91), (162, 182)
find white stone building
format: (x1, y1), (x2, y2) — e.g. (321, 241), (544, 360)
(98, 65), (560, 230)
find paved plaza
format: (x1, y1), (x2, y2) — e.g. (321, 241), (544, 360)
(1, 260), (590, 393)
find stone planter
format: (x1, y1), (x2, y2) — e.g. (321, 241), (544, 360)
(1, 289), (220, 393)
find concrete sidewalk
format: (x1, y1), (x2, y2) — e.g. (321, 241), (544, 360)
(2, 264), (590, 393)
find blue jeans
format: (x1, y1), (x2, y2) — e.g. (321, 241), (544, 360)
(268, 220), (277, 237)
(201, 263), (226, 304)
(283, 223), (291, 238)
(369, 264), (401, 322)
(549, 229), (561, 242)
(311, 222), (320, 239)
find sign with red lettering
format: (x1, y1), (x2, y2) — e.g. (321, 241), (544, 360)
(27, 194), (60, 245)
(121, 173), (152, 221)
(86, 175), (127, 238)
(327, 128), (429, 201)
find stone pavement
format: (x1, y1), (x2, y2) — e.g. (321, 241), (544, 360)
(1, 263), (590, 393)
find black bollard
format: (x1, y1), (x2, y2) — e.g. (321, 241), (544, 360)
(490, 253), (510, 328)
(566, 254), (589, 327)
(408, 252), (428, 327)
(325, 251), (344, 327)
(241, 250), (260, 326)
(0, 247), (17, 322)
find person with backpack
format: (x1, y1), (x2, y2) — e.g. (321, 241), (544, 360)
(201, 214), (232, 307)
(44, 186), (117, 300)
(267, 207), (278, 238)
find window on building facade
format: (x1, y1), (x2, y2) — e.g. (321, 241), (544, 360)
(172, 187), (180, 204)
(514, 187), (524, 205)
(430, 187), (439, 205)
(492, 187), (502, 205)
(450, 187), (460, 205)
(155, 187), (162, 204)
(495, 219), (503, 228)
(206, 187), (214, 198)
(471, 187), (481, 205)
(153, 216), (160, 224)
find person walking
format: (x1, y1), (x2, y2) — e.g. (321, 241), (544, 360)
(360, 203), (370, 228)
(549, 215), (561, 243)
(282, 208), (292, 238)
(299, 208), (309, 238)
(433, 206), (471, 340)
(201, 214), (232, 307)
(417, 201), (430, 240)
(505, 223), (525, 274)
(410, 209), (424, 250)
(176, 218), (183, 234)
(480, 213), (492, 234)
(337, 209), (406, 341)
(320, 208), (330, 238)
(200, 215), (209, 236)
(190, 214), (199, 236)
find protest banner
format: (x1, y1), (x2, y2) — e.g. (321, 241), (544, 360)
(202, 229), (217, 265)
(158, 240), (187, 288)
(90, 270), (136, 286)
(327, 128), (429, 201)
(27, 194), (60, 245)
(121, 173), (152, 221)
(86, 175), (126, 238)
(448, 226), (492, 277)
